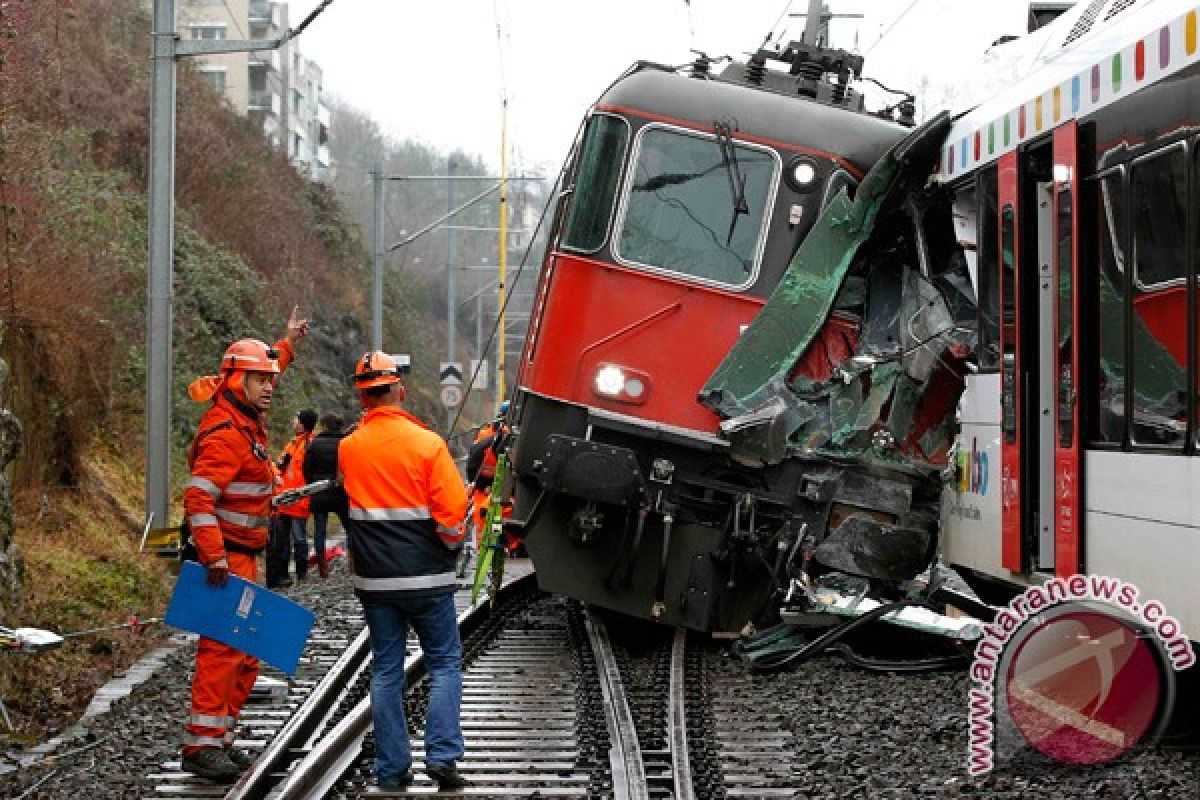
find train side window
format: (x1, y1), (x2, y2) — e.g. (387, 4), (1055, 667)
(614, 125), (778, 288)
(561, 114), (629, 253)
(1092, 168), (1127, 445)
(977, 169), (1000, 370)
(1130, 145), (1188, 447)
(1001, 204), (1017, 444)
(1196, 144), (1200, 451)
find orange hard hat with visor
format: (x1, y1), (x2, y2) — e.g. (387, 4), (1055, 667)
(353, 351), (409, 390)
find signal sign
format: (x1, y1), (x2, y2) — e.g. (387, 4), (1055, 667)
(440, 384), (463, 408)
(470, 359), (489, 391)
(439, 361), (463, 385)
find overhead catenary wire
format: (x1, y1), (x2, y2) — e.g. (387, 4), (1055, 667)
(220, 0), (250, 41)
(862, 0), (924, 57)
(288, 0), (336, 41)
(759, 0), (794, 51)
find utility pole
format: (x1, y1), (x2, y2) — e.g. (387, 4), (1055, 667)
(496, 102), (509, 412)
(145, 0), (330, 535)
(371, 167), (384, 350)
(146, 0), (177, 538)
(445, 160), (458, 429)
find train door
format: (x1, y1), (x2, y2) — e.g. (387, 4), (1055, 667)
(999, 129), (1083, 577)
(1051, 123), (1082, 577)
(998, 151), (1023, 572)
(1035, 176), (1056, 572)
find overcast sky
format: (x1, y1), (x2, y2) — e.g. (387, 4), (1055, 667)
(287, 0), (1034, 173)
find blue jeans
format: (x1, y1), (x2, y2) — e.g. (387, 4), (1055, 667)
(311, 511), (347, 560)
(362, 594), (463, 783)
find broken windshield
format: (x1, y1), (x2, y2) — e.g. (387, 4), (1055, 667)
(615, 125), (777, 289)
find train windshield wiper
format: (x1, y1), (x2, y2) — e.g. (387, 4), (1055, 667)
(714, 118), (749, 247)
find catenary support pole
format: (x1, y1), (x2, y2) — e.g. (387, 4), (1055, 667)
(496, 100), (509, 411)
(372, 167), (384, 351)
(146, 0), (177, 532)
(144, 0), (334, 531)
(446, 160), (457, 428)
(801, 0), (824, 44)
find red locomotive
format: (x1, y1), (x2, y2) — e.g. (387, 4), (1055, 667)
(506, 40), (916, 631)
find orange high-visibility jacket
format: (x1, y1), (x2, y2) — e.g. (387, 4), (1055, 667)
(337, 406), (468, 601)
(183, 339), (294, 565)
(276, 432), (313, 518)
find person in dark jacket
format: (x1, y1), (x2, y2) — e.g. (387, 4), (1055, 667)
(302, 410), (349, 578)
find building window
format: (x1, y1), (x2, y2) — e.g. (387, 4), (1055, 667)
(190, 25), (227, 40)
(199, 69), (227, 93)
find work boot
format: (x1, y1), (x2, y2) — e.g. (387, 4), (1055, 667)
(225, 746), (257, 769)
(181, 747), (242, 781)
(317, 557), (328, 579)
(426, 762), (469, 789)
(375, 770), (414, 790)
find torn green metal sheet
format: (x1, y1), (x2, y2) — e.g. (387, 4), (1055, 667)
(699, 112), (952, 418)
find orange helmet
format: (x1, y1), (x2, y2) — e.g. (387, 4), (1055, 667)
(221, 339), (281, 374)
(353, 351), (407, 389)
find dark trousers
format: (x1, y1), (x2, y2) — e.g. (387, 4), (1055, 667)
(266, 514), (310, 585)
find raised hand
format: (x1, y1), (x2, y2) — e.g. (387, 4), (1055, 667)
(285, 305), (310, 345)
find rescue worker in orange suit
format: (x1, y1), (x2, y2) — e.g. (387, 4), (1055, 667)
(465, 401), (512, 549)
(179, 307), (308, 782)
(272, 409), (316, 584)
(337, 352), (470, 791)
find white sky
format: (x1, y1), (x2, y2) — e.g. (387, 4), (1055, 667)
(288, 0), (1035, 173)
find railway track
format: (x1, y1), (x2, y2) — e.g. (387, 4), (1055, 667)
(160, 564), (801, 799)
(4, 557), (1193, 800)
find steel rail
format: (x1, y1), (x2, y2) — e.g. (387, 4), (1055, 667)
(224, 625), (372, 800)
(583, 611), (650, 800)
(266, 571), (538, 800)
(668, 628), (696, 800)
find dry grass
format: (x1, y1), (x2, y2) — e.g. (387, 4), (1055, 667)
(0, 441), (176, 746)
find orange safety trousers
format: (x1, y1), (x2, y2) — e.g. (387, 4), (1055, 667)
(182, 550), (260, 755)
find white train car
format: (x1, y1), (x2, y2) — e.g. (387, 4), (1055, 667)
(938, 0), (1200, 638)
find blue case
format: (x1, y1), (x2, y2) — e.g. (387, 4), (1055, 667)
(165, 561), (315, 676)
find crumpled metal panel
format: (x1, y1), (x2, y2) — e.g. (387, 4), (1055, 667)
(901, 268), (954, 385)
(698, 112), (953, 419)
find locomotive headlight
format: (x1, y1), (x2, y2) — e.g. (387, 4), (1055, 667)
(595, 365), (626, 396)
(592, 363), (651, 404)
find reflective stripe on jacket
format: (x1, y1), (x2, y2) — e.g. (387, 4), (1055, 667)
(183, 339), (293, 565)
(337, 406), (468, 602)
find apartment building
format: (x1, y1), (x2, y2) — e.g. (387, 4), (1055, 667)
(179, 0), (332, 182)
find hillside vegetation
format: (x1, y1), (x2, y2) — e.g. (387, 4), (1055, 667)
(0, 0), (482, 742)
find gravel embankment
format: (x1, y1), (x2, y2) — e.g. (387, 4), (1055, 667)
(702, 641), (1199, 799)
